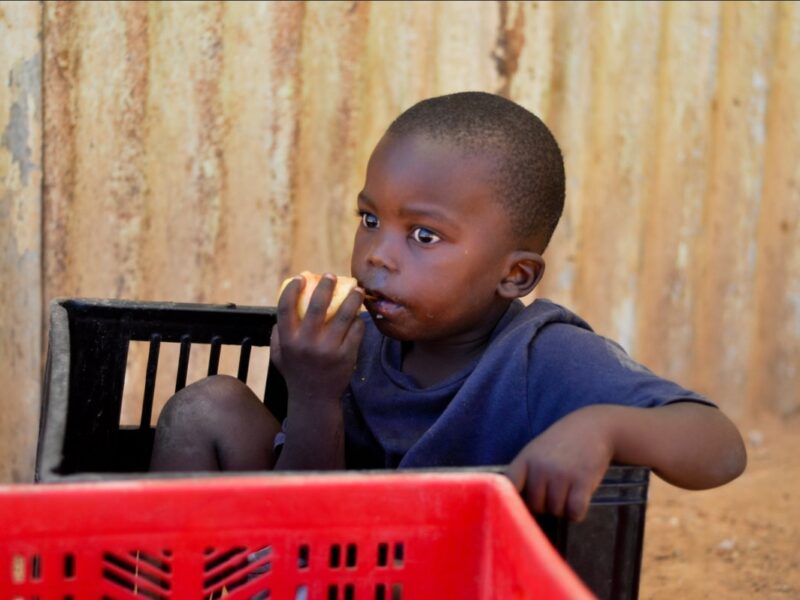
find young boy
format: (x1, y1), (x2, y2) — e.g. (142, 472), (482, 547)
(150, 92), (746, 522)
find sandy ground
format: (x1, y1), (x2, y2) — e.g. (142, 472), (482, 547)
(640, 413), (800, 599)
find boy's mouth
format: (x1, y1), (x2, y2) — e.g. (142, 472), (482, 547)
(362, 287), (403, 320)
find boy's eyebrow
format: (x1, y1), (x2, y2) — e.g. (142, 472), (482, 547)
(358, 192), (459, 229)
(398, 205), (458, 229)
(357, 192), (376, 208)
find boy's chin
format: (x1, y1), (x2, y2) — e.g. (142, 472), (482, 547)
(368, 312), (451, 345)
(368, 312), (415, 342)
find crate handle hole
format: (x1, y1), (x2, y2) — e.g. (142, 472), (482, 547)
(377, 543), (388, 567)
(392, 583), (403, 600)
(31, 554), (41, 580)
(295, 584), (308, 600)
(393, 543), (404, 568)
(329, 544), (341, 569)
(298, 544), (309, 570)
(64, 553), (75, 578)
(346, 543), (357, 568)
(375, 584), (386, 600)
(328, 584), (339, 600)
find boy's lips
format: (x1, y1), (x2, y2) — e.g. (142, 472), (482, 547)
(363, 287), (404, 319)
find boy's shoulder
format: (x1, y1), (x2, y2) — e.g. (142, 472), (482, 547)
(501, 300), (654, 385)
(489, 298), (593, 344)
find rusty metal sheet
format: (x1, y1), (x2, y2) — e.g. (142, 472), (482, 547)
(0, 0), (42, 482)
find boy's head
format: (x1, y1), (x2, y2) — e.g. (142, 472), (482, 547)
(351, 92), (565, 343)
(385, 91), (565, 251)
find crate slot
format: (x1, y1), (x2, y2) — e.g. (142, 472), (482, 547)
(295, 584), (308, 600)
(203, 545), (272, 597)
(132, 551), (172, 574)
(121, 340), (156, 427)
(377, 543), (388, 568)
(102, 550), (172, 598)
(31, 553), (41, 580)
(148, 341), (182, 426)
(298, 544), (310, 570)
(247, 546), (273, 574)
(140, 334), (162, 427)
(329, 544), (342, 569)
(346, 543), (358, 568)
(12, 553), (25, 583)
(393, 543), (404, 568)
(102, 559), (169, 600)
(204, 546), (248, 572)
(64, 553), (75, 578)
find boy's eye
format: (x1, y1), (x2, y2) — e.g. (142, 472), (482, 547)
(360, 212), (379, 229)
(411, 227), (441, 245)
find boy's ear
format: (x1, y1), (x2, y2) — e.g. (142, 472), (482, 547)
(497, 251), (546, 299)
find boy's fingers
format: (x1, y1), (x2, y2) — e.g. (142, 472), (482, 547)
(565, 483), (592, 522)
(506, 452), (546, 514)
(526, 476), (548, 515)
(276, 276), (304, 333)
(324, 287), (366, 344)
(301, 273), (336, 330)
(545, 478), (570, 518)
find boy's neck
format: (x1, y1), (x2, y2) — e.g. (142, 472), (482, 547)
(400, 303), (512, 388)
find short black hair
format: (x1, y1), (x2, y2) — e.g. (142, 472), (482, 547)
(386, 92), (565, 250)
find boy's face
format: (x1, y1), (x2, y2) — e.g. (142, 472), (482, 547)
(351, 133), (518, 343)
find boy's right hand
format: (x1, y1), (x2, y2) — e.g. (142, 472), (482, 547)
(271, 273), (365, 403)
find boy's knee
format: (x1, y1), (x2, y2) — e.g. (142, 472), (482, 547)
(159, 375), (257, 426)
(191, 374), (256, 403)
(152, 375), (278, 472)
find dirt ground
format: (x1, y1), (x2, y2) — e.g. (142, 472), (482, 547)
(640, 412), (800, 599)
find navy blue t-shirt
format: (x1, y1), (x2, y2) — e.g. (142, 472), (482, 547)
(343, 299), (712, 469)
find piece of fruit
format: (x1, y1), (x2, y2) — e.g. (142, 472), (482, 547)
(277, 271), (359, 321)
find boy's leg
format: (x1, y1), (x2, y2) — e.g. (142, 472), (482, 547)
(150, 374), (281, 472)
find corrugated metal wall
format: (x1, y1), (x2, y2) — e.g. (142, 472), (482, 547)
(2, 1), (798, 482)
(1, 1), (42, 482)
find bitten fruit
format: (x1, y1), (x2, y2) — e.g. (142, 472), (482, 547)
(278, 271), (359, 321)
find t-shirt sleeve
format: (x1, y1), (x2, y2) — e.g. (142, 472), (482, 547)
(527, 323), (715, 437)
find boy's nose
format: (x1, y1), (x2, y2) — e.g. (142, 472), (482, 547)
(366, 236), (399, 272)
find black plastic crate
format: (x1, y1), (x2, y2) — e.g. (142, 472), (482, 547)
(36, 298), (648, 600)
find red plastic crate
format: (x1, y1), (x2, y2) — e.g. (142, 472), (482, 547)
(0, 473), (593, 599)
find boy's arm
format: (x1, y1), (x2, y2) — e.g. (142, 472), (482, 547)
(506, 401), (747, 522)
(270, 274), (365, 471)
